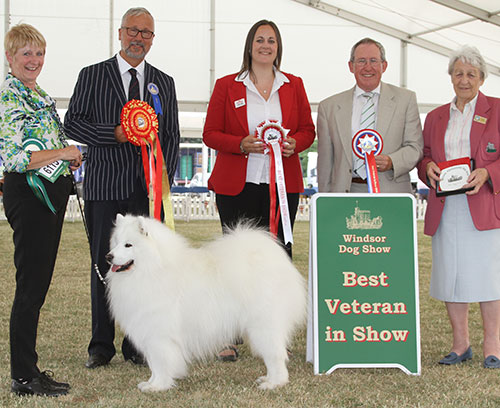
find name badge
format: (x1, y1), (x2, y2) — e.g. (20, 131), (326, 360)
(234, 98), (246, 109)
(474, 115), (487, 124)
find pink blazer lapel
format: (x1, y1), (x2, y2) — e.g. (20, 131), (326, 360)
(227, 81), (249, 134)
(470, 92), (490, 158)
(434, 107), (450, 164)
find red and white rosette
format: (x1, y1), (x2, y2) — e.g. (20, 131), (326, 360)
(121, 100), (174, 230)
(255, 120), (293, 245)
(352, 129), (384, 193)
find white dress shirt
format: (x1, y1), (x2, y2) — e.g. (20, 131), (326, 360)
(235, 69), (289, 184)
(116, 52), (145, 100)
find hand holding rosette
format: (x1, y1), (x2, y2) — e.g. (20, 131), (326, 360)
(121, 100), (174, 230)
(255, 120), (293, 245)
(352, 129), (384, 193)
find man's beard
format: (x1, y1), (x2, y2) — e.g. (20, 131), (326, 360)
(124, 41), (146, 59)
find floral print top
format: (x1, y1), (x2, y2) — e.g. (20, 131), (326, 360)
(0, 73), (68, 173)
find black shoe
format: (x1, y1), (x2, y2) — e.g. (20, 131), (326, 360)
(11, 376), (68, 397)
(125, 354), (146, 366)
(39, 370), (70, 390)
(85, 353), (110, 369)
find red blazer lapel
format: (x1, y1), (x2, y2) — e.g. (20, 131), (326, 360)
(227, 80), (249, 135)
(470, 92), (490, 158)
(278, 80), (293, 127)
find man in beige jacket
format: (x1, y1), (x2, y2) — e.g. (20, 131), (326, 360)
(317, 38), (423, 193)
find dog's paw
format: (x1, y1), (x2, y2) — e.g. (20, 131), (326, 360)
(138, 381), (149, 392)
(256, 377), (288, 390)
(138, 380), (175, 392)
(256, 375), (267, 384)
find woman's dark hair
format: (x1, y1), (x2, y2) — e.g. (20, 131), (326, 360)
(238, 20), (282, 78)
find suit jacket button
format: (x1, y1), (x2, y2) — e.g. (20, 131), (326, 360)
(440, 199), (445, 203)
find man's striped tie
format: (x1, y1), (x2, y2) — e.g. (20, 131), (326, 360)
(353, 92), (375, 179)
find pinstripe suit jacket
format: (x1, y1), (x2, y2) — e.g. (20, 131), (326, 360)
(64, 56), (180, 201)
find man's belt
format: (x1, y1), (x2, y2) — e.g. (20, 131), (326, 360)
(352, 177), (367, 184)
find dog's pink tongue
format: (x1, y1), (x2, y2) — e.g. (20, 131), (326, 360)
(111, 265), (120, 272)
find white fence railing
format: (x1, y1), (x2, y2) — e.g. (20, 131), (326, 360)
(0, 194), (428, 222)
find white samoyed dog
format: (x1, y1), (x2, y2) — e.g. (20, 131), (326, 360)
(105, 214), (306, 392)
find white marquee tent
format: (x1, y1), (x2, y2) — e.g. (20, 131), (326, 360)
(2, 0), (499, 110)
(2, 0), (500, 183)
(0, 0), (500, 111)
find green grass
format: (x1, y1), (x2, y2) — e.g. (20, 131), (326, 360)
(0, 220), (499, 407)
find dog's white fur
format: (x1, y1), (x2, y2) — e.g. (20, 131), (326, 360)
(105, 214), (306, 392)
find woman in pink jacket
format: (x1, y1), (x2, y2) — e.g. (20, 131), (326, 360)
(417, 45), (500, 368)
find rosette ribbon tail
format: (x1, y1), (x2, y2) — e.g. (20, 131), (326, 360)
(270, 143), (293, 245)
(152, 134), (175, 231)
(269, 151), (278, 238)
(26, 171), (57, 214)
(364, 152), (380, 193)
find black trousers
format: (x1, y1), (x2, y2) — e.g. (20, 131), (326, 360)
(4, 173), (72, 380)
(85, 180), (148, 360)
(215, 183), (299, 258)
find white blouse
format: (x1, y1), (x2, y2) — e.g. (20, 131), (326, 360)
(444, 94), (478, 161)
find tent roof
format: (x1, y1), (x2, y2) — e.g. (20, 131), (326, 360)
(293, 0), (500, 76)
(2, 0), (499, 112)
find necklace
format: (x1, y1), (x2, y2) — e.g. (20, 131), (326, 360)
(263, 89), (267, 94)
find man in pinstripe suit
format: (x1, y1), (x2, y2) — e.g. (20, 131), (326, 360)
(65, 7), (180, 369)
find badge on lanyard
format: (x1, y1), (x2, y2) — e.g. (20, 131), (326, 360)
(147, 83), (163, 115)
(23, 138), (68, 183)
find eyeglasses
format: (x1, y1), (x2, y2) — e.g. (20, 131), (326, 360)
(121, 27), (154, 39)
(354, 58), (382, 66)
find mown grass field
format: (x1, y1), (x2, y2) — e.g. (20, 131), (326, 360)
(0, 219), (499, 407)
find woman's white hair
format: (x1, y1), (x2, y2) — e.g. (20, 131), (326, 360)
(448, 45), (487, 80)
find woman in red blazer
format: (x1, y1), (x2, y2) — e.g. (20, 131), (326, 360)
(417, 45), (500, 368)
(203, 19), (315, 256)
(203, 20), (314, 361)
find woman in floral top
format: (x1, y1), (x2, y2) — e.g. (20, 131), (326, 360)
(0, 24), (81, 397)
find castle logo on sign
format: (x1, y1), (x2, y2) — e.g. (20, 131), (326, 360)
(346, 202), (383, 230)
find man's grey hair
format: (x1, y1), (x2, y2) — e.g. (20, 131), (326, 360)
(121, 7), (154, 27)
(350, 38), (386, 62)
(448, 45), (487, 80)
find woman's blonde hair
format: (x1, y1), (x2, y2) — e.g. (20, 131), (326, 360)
(4, 23), (46, 56)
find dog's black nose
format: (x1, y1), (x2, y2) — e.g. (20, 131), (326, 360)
(105, 253), (113, 264)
